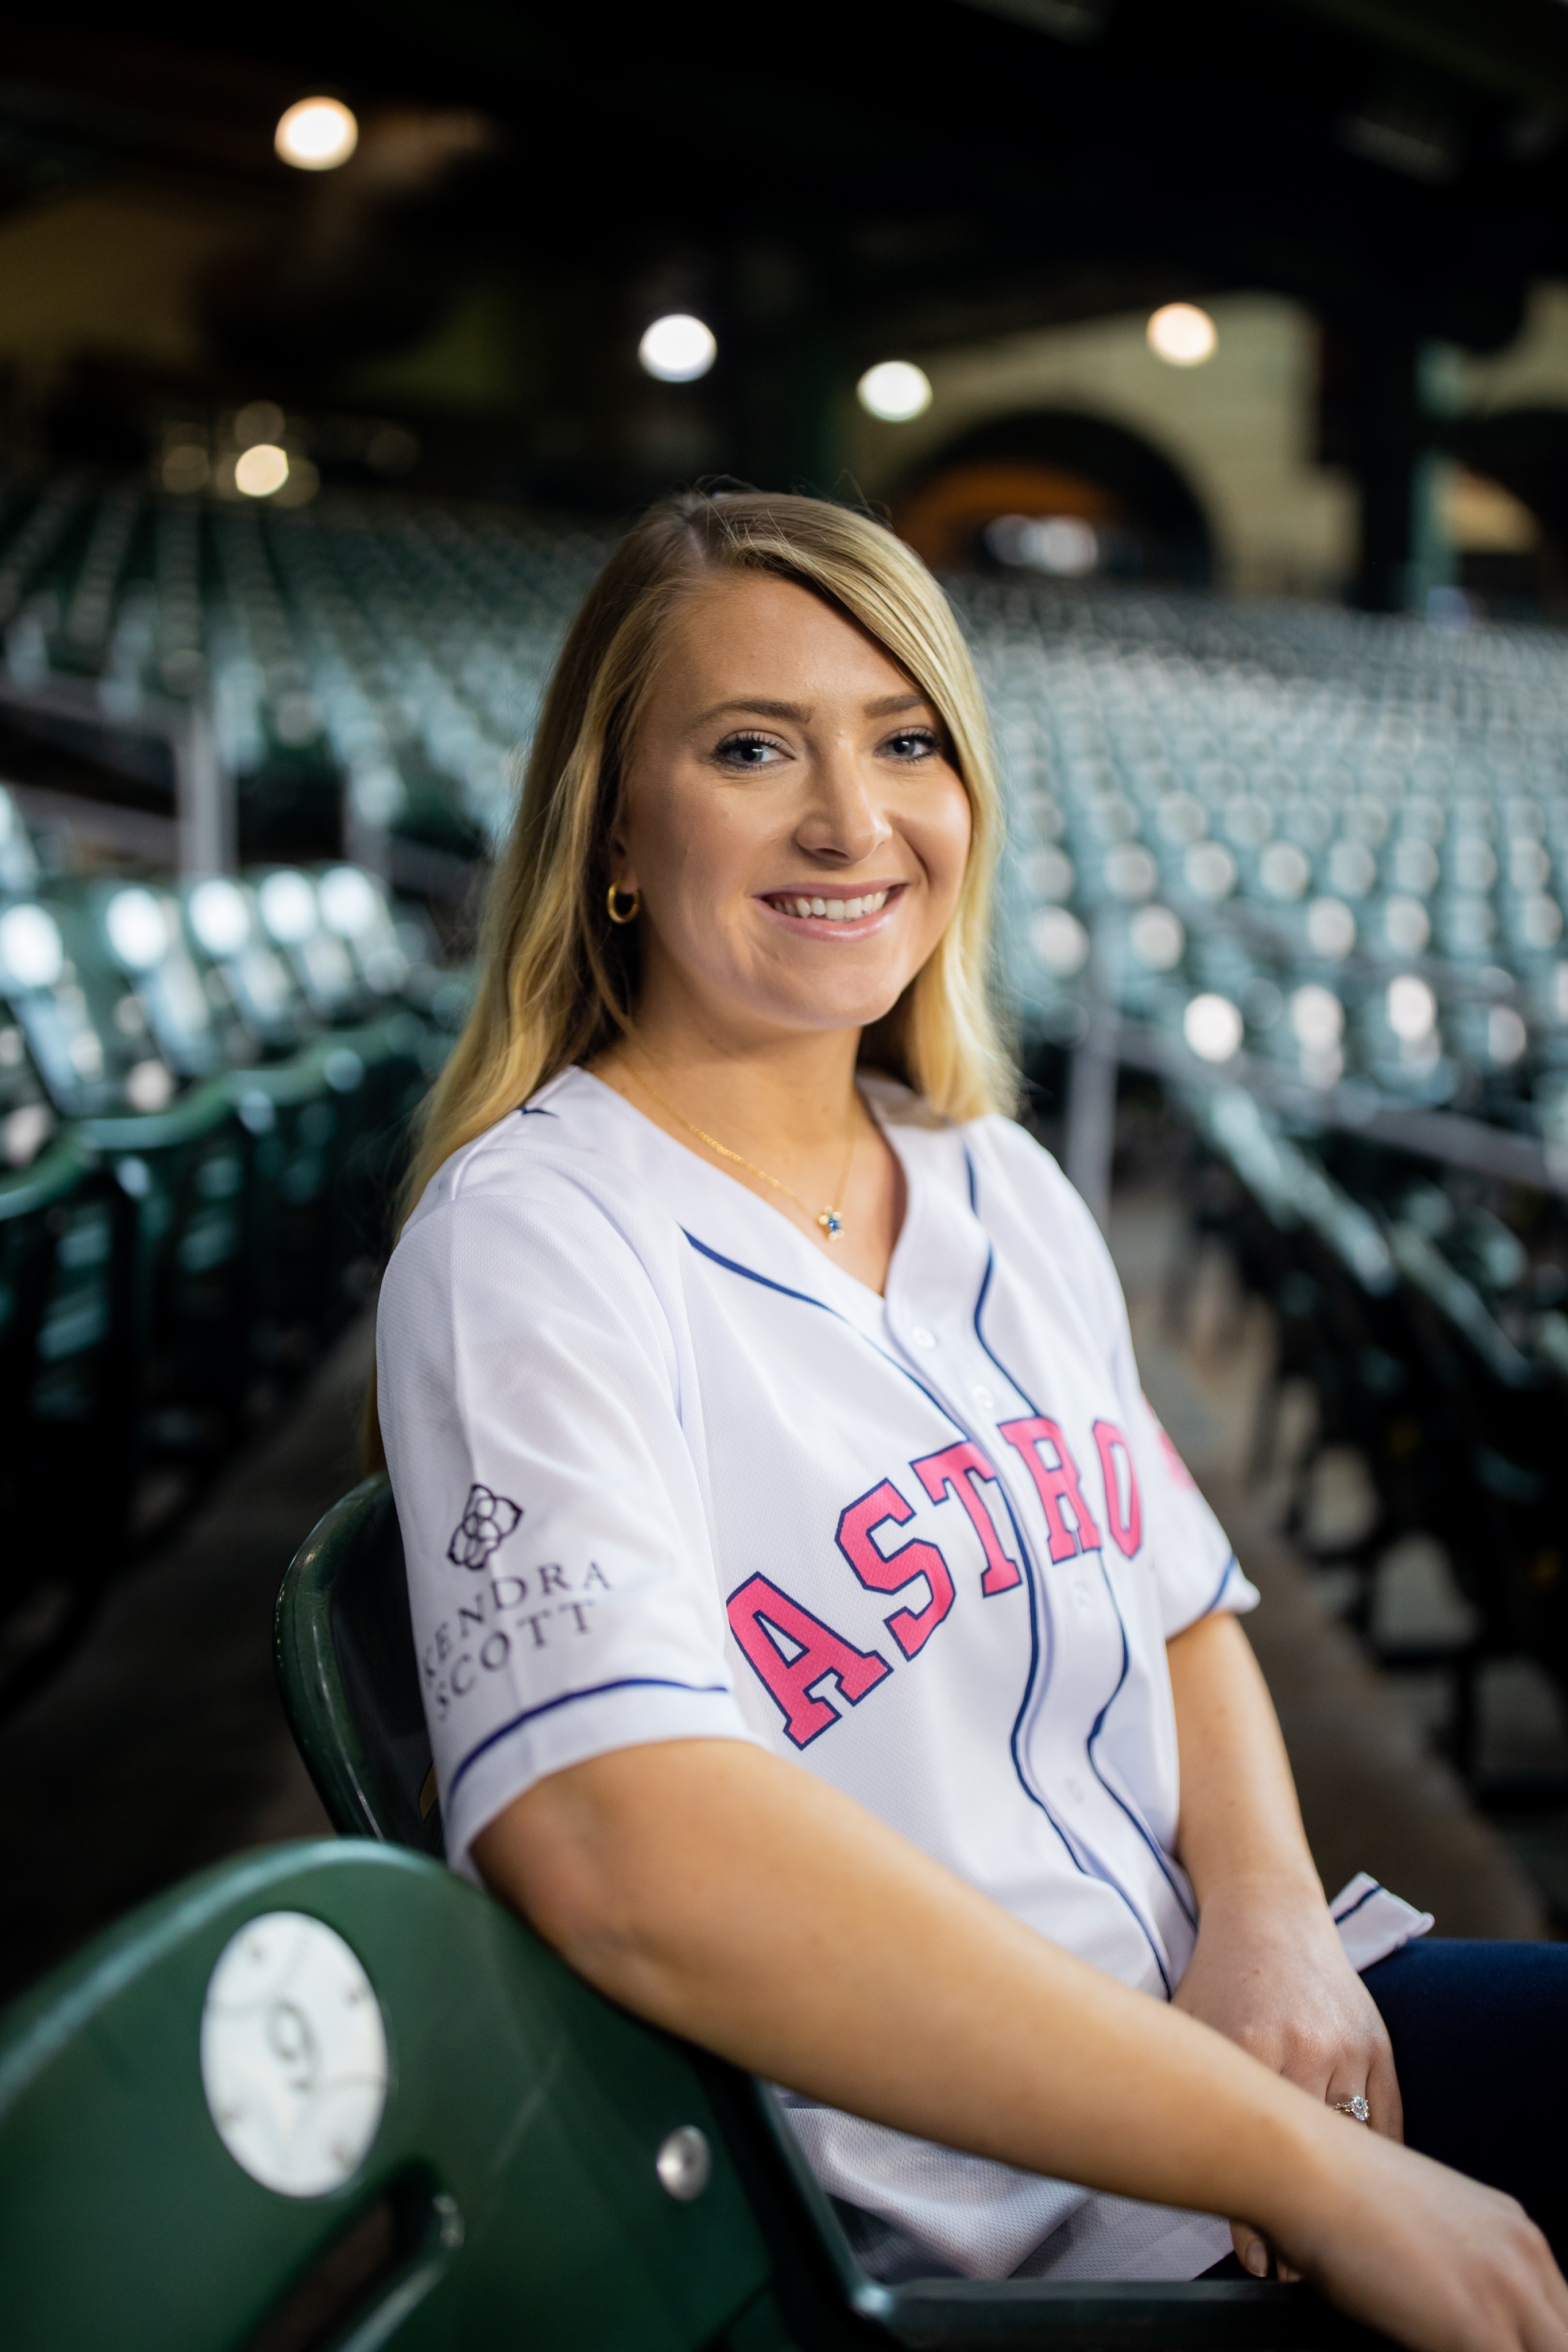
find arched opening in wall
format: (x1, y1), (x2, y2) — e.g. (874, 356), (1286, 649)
(1440, 411), (1568, 617)
(889, 410), (1213, 587)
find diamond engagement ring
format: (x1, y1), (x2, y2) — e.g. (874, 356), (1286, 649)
(1333, 2095), (1371, 2125)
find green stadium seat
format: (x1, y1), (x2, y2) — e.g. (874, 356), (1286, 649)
(274, 1484), (1368, 2346)
(76, 1078), (253, 1476)
(276, 1472), (441, 1853)
(0, 1839), (783, 2352)
(0, 1131), (134, 1702)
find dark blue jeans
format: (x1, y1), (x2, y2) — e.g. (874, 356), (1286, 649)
(1362, 1936), (1568, 2254)
(1203, 1937), (1568, 2274)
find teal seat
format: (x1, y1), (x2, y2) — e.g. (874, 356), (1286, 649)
(276, 1486), (1369, 2349)
(0, 1132), (134, 1704)
(78, 1080), (254, 1483)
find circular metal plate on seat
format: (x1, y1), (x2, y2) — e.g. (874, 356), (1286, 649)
(200, 1910), (388, 2196)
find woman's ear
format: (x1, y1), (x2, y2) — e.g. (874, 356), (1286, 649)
(606, 819), (639, 895)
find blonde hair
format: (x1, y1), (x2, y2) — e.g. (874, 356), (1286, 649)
(401, 489), (1013, 1225)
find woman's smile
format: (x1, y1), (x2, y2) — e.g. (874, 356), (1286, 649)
(757, 881), (905, 938)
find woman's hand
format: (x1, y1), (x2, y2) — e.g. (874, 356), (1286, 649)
(1174, 1874), (1402, 2274)
(1164, 1608), (1403, 2276)
(1275, 2126), (1568, 2352)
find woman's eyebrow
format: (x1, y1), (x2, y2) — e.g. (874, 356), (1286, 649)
(695, 697), (809, 724)
(695, 691), (930, 725)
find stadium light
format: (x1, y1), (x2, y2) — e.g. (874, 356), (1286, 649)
(638, 315), (717, 382)
(1147, 303), (1217, 367)
(276, 98), (359, 172)
(235, 444), (291, 499)
(857, 361), (932, 421)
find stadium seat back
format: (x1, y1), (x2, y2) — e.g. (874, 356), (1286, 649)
(0, 1840), (775, 2352)
(277, 1471), (442, 1853)
(0, 1134), (136, 1700)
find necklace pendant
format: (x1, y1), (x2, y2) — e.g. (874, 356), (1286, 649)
(818, 1209), (845, 1240)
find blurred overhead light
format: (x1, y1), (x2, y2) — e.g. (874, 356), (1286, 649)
(235, 444), (290, 499)
(638, 315), (717, 382)
(276, 98), (359, 172)
(857, 361), (932, 421)
(1147, 303), (1217, 367)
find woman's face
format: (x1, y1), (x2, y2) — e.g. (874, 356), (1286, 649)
(614, 572), (972, 1046)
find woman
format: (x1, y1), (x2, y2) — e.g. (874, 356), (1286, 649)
(377, 490), (1567, 2349)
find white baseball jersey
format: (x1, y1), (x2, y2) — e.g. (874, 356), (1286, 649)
(377, 1064), (1258, 2283)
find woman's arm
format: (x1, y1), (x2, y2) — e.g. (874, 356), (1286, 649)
(474, 1739), (1563, 2352)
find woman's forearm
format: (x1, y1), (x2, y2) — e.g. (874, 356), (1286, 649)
(474, 1738), (1366, 2252)
(1167, 1608), (1322, 1909)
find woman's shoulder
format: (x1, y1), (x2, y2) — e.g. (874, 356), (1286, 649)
(398, 1067), (665, 1260)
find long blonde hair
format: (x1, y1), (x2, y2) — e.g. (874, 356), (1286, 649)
(401, 489), (1013, 1225)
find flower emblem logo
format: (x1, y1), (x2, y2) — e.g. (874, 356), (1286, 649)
(447, 1484), (523, 1571)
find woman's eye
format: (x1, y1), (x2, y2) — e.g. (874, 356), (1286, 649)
(884, 728), (940, 760)
(715, 734), (784, 769)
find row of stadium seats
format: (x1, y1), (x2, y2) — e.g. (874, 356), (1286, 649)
(0, 783), (466, 1709)
(954, 580), (1568, 1780)
(1182, 1081), (1568, 1781)
(957, 577), (1568, 1136)
(0, 474), (606, 861)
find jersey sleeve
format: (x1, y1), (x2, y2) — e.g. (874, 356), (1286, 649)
(983, 1117), (1257, 1639)
(377, 1165), (758, 1880)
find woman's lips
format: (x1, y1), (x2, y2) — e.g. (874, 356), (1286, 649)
(758, 883), (904, 937)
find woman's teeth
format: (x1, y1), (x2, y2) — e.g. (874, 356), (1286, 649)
(779, 889), (891, 922)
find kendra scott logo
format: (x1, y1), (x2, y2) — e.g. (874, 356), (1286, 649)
(447, 1484), (523, 1571)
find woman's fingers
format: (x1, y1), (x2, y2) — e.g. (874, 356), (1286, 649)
(1230, 2219), (1272, 2276)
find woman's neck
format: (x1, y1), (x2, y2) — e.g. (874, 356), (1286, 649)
(592, 996), (904, 1294)
(602, 1012), (863, 1162)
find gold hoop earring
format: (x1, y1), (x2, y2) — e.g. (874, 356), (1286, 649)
(606, 882), (641, 925)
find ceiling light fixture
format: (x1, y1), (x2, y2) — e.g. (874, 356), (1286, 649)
(1147, 303), (1217, 367)
(857, 361), (933, 421)
(638, 315), (717, 382)
(235, 445), (291, 499)
(276, 98), (359, 172)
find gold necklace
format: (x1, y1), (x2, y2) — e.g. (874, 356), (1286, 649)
(629, 1057), (859, 1241)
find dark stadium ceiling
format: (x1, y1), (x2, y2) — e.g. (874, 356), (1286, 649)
(7, 0), (1568, 371)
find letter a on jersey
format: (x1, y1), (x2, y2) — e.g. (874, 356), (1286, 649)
(727, 1573), (892, 1746)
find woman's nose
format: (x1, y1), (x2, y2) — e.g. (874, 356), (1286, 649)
(793, 745), (895, 866)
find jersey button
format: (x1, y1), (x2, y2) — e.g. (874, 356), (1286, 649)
(911, 1326), (936, 1348)
(973, 1383), (994, 1409)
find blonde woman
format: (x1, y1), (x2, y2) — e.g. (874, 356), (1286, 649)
(377, 491), (1567, 2347)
